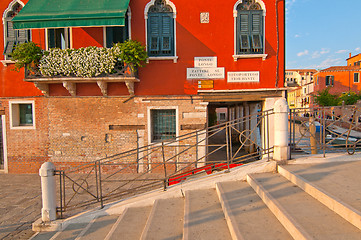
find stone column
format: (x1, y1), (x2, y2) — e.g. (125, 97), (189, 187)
(273, 98), (289, 162)
(39, 162), (57, 222)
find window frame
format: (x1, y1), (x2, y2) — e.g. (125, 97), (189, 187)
(147, 106), (178, 144)
(233, 0), (267, 61)
(325, 75), (334, 87)
(103, 8), (131, 48)
(45, 27), (71, 50)
(144, 0), (178, 63)
(2, 0), (30, 61)
(354, 72), (360, 83)
(9, 100), (36, 130)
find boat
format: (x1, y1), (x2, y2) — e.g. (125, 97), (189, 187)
(325, 134), (358, 146)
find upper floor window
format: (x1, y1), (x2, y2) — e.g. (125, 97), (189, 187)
(354, 72), (360, 83)
(146, 0), (175, 57)
(105, 10), (130, 48)
(3, 1), (30, 60)
(47, 28), (70, 49)
(236, 0), (264, 55)
(325, 75), (334, 86)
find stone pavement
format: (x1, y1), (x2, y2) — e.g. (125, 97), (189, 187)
(0, 174), (41, 240)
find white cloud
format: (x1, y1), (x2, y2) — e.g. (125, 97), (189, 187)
(315, 58), (342, 69)
(355, 47), (361, 52)
(311, 49), (330, 58)
(297, 50), (309, 57)
(294, 34), (301, 38)
(336, 50), (348, 54)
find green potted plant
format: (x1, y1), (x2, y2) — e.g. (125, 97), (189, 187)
(11, 41), (43, 72)
(113, 40), (148, 74)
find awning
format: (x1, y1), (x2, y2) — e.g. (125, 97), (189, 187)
(12, 0), (130, 29)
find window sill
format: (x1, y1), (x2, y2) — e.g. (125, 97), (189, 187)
(233, 54), (268, 61)
(1, 60), (15, 66)
(147, 56), (178, 63)
(10, 125), (35, 130)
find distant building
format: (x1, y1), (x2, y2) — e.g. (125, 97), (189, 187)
(285, 69), (316, 109)
(314, 53), (361, 96)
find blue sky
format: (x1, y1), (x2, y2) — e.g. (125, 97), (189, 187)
(286, 0), (361, 70)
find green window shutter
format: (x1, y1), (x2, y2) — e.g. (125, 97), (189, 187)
(240, 13), (249, 34)
(161, 14), (172, 52)
(237, 10), (263, 54)
(148, 13), (174, 56)
(251, 11), (263, 51)
(148, 15), (160, 53)
(4, 20), (16, 58)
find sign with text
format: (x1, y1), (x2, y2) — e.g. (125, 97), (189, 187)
(194, 57), (217, 68)
(227, 71), (260, 83)
(198, 80), (214, 89)
(187, 67), (225, 79)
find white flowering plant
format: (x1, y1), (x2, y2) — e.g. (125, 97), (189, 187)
(38, 40), (148, 78)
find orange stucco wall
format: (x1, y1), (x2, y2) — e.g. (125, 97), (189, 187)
(314, 70), (361, 95)
(0, 0), (285, 97)
(347, 54), (361, 66)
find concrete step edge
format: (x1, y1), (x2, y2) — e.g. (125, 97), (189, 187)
(75, 216), (97, 240)
(182, 190), (191, 240)
(246, 174), (312, 240)
(278, 165), (361, 231)
(140, 199), (158, 240)
(215, 182), (245, 240)
(104, 209), (129, 240)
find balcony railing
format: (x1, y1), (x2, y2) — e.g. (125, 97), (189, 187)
(24, 62), (139, 97)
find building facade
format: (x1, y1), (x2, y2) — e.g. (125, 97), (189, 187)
(314, 54), (361, 96)
(0, 0), (285, 173)
(285, 69), (316, 109)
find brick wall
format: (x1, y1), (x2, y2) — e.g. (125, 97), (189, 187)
(1, 96), (208, 173)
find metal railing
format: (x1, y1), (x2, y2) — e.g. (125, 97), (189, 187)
(289, 105), (361, 157)
(24, 61), (137, 79)
(56, 109), (274, 218)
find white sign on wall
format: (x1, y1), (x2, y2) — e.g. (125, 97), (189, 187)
(227, 71), (260, 83)
(194, 57), (217, 68)
(187, 67), (225, 79)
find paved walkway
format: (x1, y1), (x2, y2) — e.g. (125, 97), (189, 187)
(0, 174), (41, 240)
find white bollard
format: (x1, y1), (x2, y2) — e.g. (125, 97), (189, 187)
(39, 162), (57, 222)
(273, 98), (289, 161)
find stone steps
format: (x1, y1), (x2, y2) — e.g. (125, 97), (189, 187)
(31, 161), (361, 240)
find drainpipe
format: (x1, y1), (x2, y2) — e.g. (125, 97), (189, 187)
(39, 162), (57, 222)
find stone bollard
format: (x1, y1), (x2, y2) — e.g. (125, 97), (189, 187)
(39, 162), (57, 222)
(273, 98), (290, 162)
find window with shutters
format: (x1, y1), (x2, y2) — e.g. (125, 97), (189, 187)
(146, 0), (175, 57)
(105, 10), (130, 48)
(354, 72), (360, 83)
(47, 28), (70, 50)
(3, 1), (30, 60)
(236, 0), (263, 55)
(325, 75), (334, 86)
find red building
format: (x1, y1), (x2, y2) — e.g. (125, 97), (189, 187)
(0, 0), (285, 173)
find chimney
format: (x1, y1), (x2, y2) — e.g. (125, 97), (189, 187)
(350, 53), (352, 58)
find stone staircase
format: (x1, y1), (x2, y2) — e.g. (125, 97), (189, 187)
(31, 161), (361, 240)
